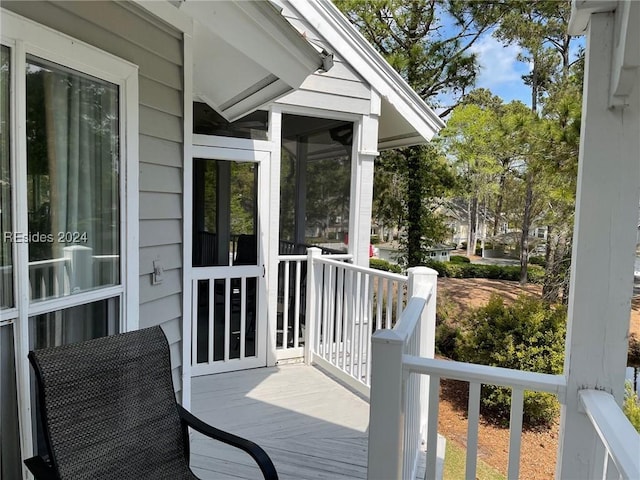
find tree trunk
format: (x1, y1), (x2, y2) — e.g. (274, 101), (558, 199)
(543, 226), (571, 303)
(467, 197), (478, 257)
(406, 147), (423, 267)
(519, 175), (533, 284)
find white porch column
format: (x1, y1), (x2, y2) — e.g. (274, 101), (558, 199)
(349, 97), (380, 267)
(557, 11), (640, 479)
(266, 107), (283, 367)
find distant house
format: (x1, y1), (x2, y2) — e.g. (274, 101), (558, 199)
(425, 245), (455, 262)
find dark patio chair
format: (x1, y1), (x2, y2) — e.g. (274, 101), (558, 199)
(24, 326), (278, 480)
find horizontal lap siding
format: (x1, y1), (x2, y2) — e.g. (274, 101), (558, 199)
(3, 1), (186, 393)
(275, 2), (372, 115)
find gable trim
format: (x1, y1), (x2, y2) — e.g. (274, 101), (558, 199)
(289, 0), (445, 142)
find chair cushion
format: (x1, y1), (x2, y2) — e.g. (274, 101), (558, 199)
(30, 326), (197, 480)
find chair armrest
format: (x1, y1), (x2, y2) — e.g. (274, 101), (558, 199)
(177, 405), (278, 480)
(24, 456), (58, 480)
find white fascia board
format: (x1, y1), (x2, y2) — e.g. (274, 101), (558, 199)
(289, 0), (444, 143)
(181, 0), (323, 88)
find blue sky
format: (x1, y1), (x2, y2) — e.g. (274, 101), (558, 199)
(466, 32), (585, 108)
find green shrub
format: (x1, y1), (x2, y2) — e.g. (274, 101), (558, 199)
(623, 381), (640, 433)
(370, 236), (380, 245)
(475, 246), (482, 256)
(436, 321), (461, 359)
(456, 295), (566, 427)
(369, 258), (402, 274)
(450, 255), (471, 263)
(421, 260), (545, 284)
(529, 256), (547, 267)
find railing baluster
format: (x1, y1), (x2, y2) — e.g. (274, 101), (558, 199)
(349, 269), (357, 376)
(239, 277), (246, 359)
(321, 263), (330, 359)
(335, 266), (344, 368)
(425, 375), (441, 480)
(343, 268), (351, 372)
(375, 277), (383, 330)
(397, 282), (405, 320)
(466, 382), (481, 480)
(356, 272), (364, 380)
(224, 277), (231, 362)
(366, 273), (374, 384)
(293, 259), (301, 348)
(208, 280), (215, 364)
(327, 264), (336, 363)
(386, 279), (394, 328)
(508, 387), (525, 479)
(192, 280), (198, 365)
(283, 260), (290, 349)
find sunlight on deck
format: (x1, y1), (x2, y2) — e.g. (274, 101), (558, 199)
(190, 364), (372, 479)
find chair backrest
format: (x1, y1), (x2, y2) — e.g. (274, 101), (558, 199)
(29, 326), (192, 480)
(234, 234), (257, 265)
(194, 230), (217, 266)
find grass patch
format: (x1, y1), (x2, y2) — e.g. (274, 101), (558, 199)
(443, 440), (505, 480)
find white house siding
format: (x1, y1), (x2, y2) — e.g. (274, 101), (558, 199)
(273, 1), (372, 114)
(2, 1), (186, 394)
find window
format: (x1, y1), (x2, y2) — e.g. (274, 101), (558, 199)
(193, 159), (258, 267)
(26, 56), (120, 303)
(2, 10), (138, 460)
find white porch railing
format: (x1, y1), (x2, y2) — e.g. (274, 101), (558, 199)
(275, 254), (308, 360)
(275, 250), (353, 360)
(366, 286), (640, 480)
(399, 358), (566, 480)
(303, 248), (409, 396)
(579, 389), (640, 480)
(366, 267), (438, 480)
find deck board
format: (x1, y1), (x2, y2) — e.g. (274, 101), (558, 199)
(190, 364), (435, 480)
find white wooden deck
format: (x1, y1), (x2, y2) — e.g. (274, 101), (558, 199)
(189, 364), (436, 480)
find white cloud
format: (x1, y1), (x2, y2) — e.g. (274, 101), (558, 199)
(466, 34), (533, 105)
(470, 35), (525, 89)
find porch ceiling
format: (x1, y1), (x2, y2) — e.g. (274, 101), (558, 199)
(181, 0), (327, 121)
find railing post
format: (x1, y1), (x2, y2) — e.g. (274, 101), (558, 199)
(406, 267), (438, 358)
(407, 267), (438, 445)
(368, 329), (405, 480)
(304, 248), (322, 365)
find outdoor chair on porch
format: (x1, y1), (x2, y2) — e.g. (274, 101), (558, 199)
(24, 326), (278, 480)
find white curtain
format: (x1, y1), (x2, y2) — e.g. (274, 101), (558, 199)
(26, 59), (120, 346)
(42, 67), (119, 263)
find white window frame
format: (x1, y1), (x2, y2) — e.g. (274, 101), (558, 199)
(1, 9), (139, 468)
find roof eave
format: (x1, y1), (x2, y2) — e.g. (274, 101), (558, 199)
(290, 0), (445, 143)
